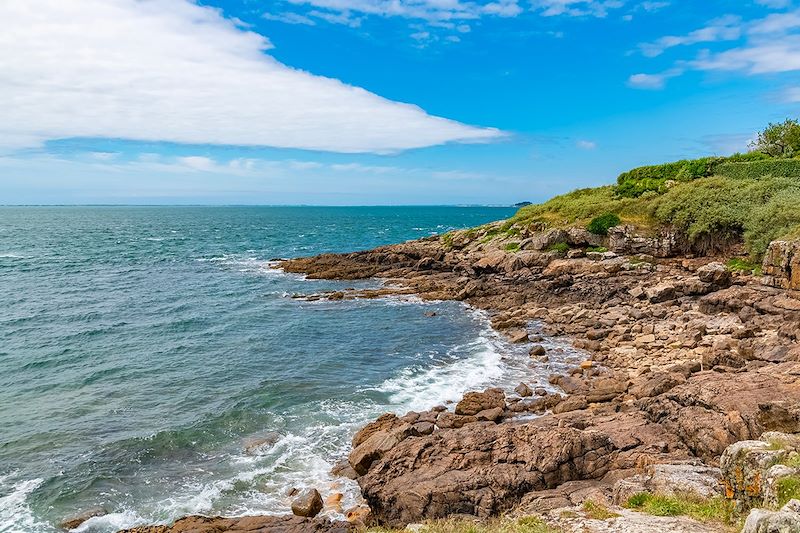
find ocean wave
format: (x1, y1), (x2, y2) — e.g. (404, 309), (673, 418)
(0, 476), (47, 533)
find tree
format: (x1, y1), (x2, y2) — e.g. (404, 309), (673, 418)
(750, 119), (800, 158)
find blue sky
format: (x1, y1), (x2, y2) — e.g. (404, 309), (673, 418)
(2, 0), (799, 205)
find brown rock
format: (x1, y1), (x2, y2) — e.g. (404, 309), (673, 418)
(61, 508), (107, 530)
(291, 488), (324, 518)
(455, 388), (505, 416)
(118, 515), (353, 532)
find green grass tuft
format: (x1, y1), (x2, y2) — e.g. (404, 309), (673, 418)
(776, 476), (800, 508)
(582, 501), (620, 520)
(505, 242), (521, 252)
(624, 493), (739, 526)
(366, 516), (561, 533)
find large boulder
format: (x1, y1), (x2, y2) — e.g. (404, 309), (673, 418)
(357, 423), (617, 526)
(720, 439), (788, 508)
(454, 388), (506, 416)
(291, 488), (324, 518)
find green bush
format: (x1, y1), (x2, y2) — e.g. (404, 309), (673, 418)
(547, 242), (570, 254)
(511, 186), (647, 227)
(651, 175), (800, 257)
(587, 213), (621, 235)
(717, 159), (800, 180)
(615, 157), (724, 198)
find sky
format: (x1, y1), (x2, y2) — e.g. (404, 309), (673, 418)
(2, 0), (800, 205)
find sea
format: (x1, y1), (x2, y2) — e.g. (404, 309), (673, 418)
(0, 206), (582, 532)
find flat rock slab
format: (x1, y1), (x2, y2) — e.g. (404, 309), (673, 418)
(547, 507), (724, 533)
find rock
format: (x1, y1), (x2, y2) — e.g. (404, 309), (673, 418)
(415, 257), (436, 270)
(243, 432), (282, 454)
(527, 228), (568, 251)
(424, 311), (437, 317)
(475, 407), (504, 422)
(515, 382), (533, 397)
(762, 240), (800, 291)
(534, 387), (548, 396)
(580, 360), (593, 370)
(349, 428), (406, 475)
(742, 500), (800, 533)
(506, 329), (529, 344)
(119, 515), (353, 532)
(529, 345), (546, 356)
(629, 372), (685, 399)
(697, 262), (731, 286)
(455, 388), (506, 416)
(412, 421), (435, 436)
(720, 439), (786, 507)
(357, 423), (616, 526)
(60, 507), (107, 530)
(764, 464), (800, 509)
(645, 463), (722, 499)
(344, 505), (373, 527)
(331, 458), (358, 480)
(645, 283), (676, 303)
(552, 395), (587, 414)
(291, 488), (324, 518)
(352, 413), (399, 448)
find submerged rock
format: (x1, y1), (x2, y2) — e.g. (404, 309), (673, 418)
(61, 507), (107, 530)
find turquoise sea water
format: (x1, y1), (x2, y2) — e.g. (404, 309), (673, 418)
(0, 206), (577, 532)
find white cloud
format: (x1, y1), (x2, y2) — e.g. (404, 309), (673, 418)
(632, 8), (800, 87)
(576, 140), (597, 149)
(637, 15), (742, 57)
(263, 11), (317, 25)
(0, 0), (501, 154)
(755, 0), (792, 9)
(627, 68), (683, 89)
(531, 0), (626, 18)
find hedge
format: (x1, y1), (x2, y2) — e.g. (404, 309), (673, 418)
(717, 159), (800, 180)
(615, 157), (725, 198)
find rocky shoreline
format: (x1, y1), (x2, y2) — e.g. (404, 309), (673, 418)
(118, 222), (800, 532)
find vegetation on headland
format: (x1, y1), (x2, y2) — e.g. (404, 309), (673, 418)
(507, 119), (800, 260)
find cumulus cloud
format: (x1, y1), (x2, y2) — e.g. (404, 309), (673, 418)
(0, 0), (501, 154)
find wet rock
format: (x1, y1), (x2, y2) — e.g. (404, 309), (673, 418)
(529, 345), (546, 356)
(506, 329), (529, 344)
(331, 458), (358, 480)
(455, 388), (506, 416)
(61, 507), (107, 530)
(119, 515), (353, 532)
(291, 488), (324, 518)
(243, 432), (282, 455)
(514, 382), (533, 397)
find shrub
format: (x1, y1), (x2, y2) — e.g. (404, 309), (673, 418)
(615, 157), (724, 198)
(511, 186), (647, 227)
(717, 159), (800, 180)
(726, 258), (761, 275)
(650, 175), (800, 257)
(547, 242), (570, 254)
(587, 213), (621, 235)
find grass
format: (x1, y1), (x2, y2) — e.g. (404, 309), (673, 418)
(504, 242), (521, 252)
(365, 516), (561, 533)
(582, 501), (619, 520)
(586, 246), (609, 253)
(546, 242), (570, 254)
(624, 493), (739, 527)
(726, 258), (762, 275)
(775, 476), (800, 508)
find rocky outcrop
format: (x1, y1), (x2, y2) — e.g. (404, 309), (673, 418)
(118, 515), (353, 533)
(742, 499), (800, 533)
(763, 240), (800, 291)
(358, 423), (617, 527)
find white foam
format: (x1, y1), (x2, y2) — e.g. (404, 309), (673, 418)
(0, 477), (47, 533)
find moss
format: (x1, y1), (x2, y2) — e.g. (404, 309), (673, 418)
(624, 493), (739, 527)
(546, 242), (570, 254)
(726, 258), (762, 276)
(582, 501), (620, 520)
(586, 246), (609, 253)
(505, 242), (521, 252)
